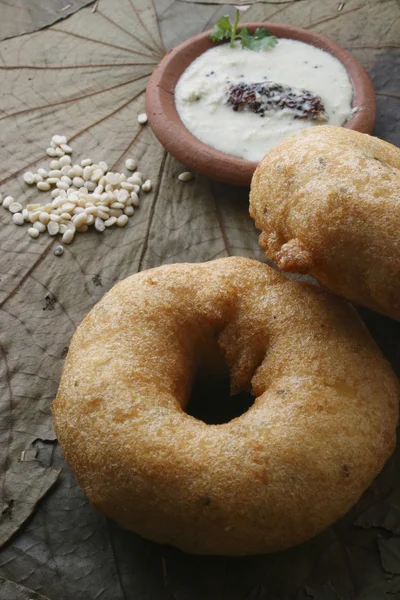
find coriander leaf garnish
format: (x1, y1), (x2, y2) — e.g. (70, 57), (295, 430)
(210, 16), (232, 43)
(210, 10), (277, 52)
(240, 27), (278, 51)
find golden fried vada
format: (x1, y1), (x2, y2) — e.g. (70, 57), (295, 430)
(250, 126), (400, 320)
(53, 257), (399, 555)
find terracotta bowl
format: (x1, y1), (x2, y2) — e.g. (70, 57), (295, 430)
(146, 23), (376, 187)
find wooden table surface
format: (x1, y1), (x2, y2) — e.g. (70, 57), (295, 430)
(0, 1), (399, 598)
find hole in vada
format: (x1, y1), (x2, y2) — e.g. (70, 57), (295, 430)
(186, 375), (255, 425)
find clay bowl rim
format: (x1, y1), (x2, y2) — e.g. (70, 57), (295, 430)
(146, 23), (376, 187)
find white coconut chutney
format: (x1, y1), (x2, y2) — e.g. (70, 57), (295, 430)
(175, 40), (354, 162)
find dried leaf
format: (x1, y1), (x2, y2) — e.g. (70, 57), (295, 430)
(0, 0), (165, 551)
(0, 0), (94, 42)
(353, 577), (400, 600)
(355, 492), (400, 535)
(0, 340), (61, 546)
(378, 537), (400, 576)
(0, 576), (51, 600)
(178, 0), (302, 5)
(304, 583), (343, 600)
(0, 0), (399, 598)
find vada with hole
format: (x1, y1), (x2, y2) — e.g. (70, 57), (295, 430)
(53, 257), (399, 555)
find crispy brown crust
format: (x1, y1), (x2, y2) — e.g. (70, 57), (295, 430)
(249, 125), (400, 320)
(53, 258), (399, 555)
(275, 238), (314, 273)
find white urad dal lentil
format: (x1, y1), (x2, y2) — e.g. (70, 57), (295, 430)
(137, 113), (148, 124)
(175, 41), (354, 162)
(3, 196), (13, 209)
(178, 171), (193, 182)
(0, 129), (155, 249)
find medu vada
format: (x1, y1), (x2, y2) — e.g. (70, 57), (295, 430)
(250, 126), (400, 320)
(53, 257), (399, 555)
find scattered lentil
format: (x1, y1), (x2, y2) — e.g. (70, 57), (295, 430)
(104, 216), (117, 227)
(60, 143), (72, 153)
(56, 181), (69, 190)
(33, 221), (46, 233)
(124, 206), (135, 216)
(121, 182), (134, 191)
(52, 135), (67, 145)
(178, 171), (194, 182)
(129, 175), (142, 186)
(117, 214), (129, 227)
(48, 221), (60, 235)
(12, 213), (24, 225)
(23, 172), (35, 185)
(72, 212), (87, 228)
(91, 168), (103, 182)
(137, 113), (148, 124)
(2, 135), (152, 247)
(73, 176), (85, 188)
(28, 227), (39, 238)
(29, 211), (40, 223)
(83, 166), (92, 180)
(9, 202), (23, 213)
(130, 192), (139, 207)
(95, 217), (105, 232)
(37, 181), (51, 191)
(54, 245), (64, 256)
(62, 229), (75, 244)
(105, 173), (120, 186)
(142, 180), (152, 192)
(125, 158), (137, 171)
(3, 196), (13, 209)
(39, 212), (50, 225)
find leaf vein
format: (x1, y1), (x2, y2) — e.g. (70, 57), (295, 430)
(50, 26), (156, 59)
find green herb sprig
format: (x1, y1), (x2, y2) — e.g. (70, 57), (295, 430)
(210, 10), (278, 51)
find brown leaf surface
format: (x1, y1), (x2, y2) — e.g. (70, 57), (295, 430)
(0, 0), (399, 599)
(0, 576), (51, 600)
(0, 0), (165, 550)
(0, 0), (95, 42)
(177, 0), (300, 4)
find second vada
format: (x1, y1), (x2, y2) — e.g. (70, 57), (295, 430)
(250, 126), (400, 320)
